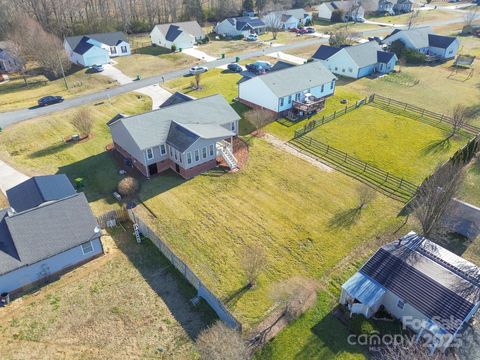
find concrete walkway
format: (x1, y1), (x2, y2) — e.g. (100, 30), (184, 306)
(266, 51), (307, 64)
(182, 47), (217, 62)
(0, 160), (28, 195)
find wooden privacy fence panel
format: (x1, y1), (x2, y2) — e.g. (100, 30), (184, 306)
(290, 136), (418, 202)
(96, 208), (129, 229)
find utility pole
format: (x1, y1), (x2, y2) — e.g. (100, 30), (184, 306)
(57, 50), (68, 90)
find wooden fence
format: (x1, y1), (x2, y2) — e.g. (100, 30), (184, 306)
(96, 208), (129, 229)
(290, 136), (418, 202)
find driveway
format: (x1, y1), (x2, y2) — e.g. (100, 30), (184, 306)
(0, 160), (28, 195)
(266, 51), (306, 64)
(182, 47), (217, 62)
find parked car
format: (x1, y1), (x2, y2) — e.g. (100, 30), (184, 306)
(91, 64), (104, 72)
(189, 66), (208, 75)
(254, 60), (272, 70)
(227, 63), (243, 73)
(306, 27), (316, 33)
(245, 33), (258, 41)
(246, 63), (266, 75)
(289, 28), (299, 33)
(37, 96), (64, 107)
(297, 28), (308, 35)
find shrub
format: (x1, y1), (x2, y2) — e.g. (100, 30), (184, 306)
(351, 314), (377, 335)
(70, 108), (93, 136)
(171, 44), (177, 52)
(117, 177), (139, 198)
(331, 9), (345, 23)
(404, 49), (426, 64)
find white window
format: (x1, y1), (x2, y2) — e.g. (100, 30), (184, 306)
(288, 95), (292, 104)
(334, 66), (338, 71)
(231, 122), (235, 131)
(110, 46), (117, 54)
(397, 300), (405, 310)
(280, 97), (284, 106)
(81, 241), (94, 255)
(330, 80), (334, 89)
(348, 67), (353, 73)
(121, 45), (128, 53)
(342, 68), (345, 73)
(187, 152), (192, 164)
(209, 144), (214, 156)
(174, 150), (178, 160)
(321, 84), (324, 92)
(169, 146), (173, 156)
(146, 148), (154, 160)
(160, 144), (166, 155)
(202, 147), (207, 159)
(195, 149), (199, 161)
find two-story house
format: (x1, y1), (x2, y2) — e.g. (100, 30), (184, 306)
(108, 94), (241, 178)
(238, 61), (336, 118)
(214, 16), (266, 38)
(312, 41), (398, 79)
(64, 32), (131, 67)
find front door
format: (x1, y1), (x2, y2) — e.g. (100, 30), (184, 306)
(175, 163), (180, 173)
(148, 163), (158, 176)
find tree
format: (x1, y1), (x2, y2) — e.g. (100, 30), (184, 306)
(255, 0), (268, 14)
(377, 341), (452, 360)
(451, 104), (470, 137)
(117, 177), (139, 198)
(194, 72), (202, 89)
(241, 244), (267, 288)
(331, 9), (345, 23)
(196, 321), (248, 360)
(348, 1), (363, 22)
(357, 185), (377, 210)
(389, 39), (406, 58)
(243, 0), (254, 11)
(263, 13), (283, 40)
(182, 0), (205, 24)
(329, 26), (353, 47)
(464, 6), (478, 28)
(244, 108), (276, 136)
(406, 10), (420, 29)
(413, 162), (465, 238)
(271, 277), (317, 322)
(70, 108), (94, 137)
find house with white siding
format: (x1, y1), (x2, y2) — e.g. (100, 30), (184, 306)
(150, 21), (205, 50)
(64, 32), (130, 67)
(238, 61), (336, 118)
(108, 94), (241, 178)
(266, 8), (312, 29)
(312, 41), (397, 79)
(341, 232), (480, 354)
(0, 175), (103, 297)
(383, 27), (460, 60)
(214, 16), (266, 38)
(315, 1), (365, 22)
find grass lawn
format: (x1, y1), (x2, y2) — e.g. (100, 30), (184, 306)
(0, 67), (114, 112)
(348, 36), (480, 127)
(0, 93), (152, 215)
(459, 157), (480, 207)
(366, 9), (455, 25)
(114, 46), (197, 78)
(200, 37), (266, 58)
(138, 137), (405, 329)
(304, 105), (469, 183)
(0, 226), (214, 359)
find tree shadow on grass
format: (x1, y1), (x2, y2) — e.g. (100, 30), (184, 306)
(28, 142), (73, 158)
(421, 136), (452, 156)
(223, 284), (251, 307)
(328, 207), (363, 229)
(136, 46), (172, 56)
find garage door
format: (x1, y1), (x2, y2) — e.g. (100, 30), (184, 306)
(85, 55), (108, 67)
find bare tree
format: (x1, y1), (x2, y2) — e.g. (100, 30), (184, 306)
(196, 321), (248, 360)
(271, 277), (317, 322)
(451, 104), (470, 137)
(70, 108), (94, 137)
(329, 25), (353, 47)
(376, 341), (453, 360)
(347, 1), (362, 22)
(117, 177), (140, 198)
(464, 6), (478, 28)
(413, 162), (465, 238)
(241, 244), (267, 288)
(357, 185), (377, 210)
(244, 108), (276, 136)
(193, 72), (202, 89)
(263, 13), (283, 40)
(407, 10), (420, 29)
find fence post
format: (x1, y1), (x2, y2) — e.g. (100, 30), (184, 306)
(364, 163), (368, 172)
(309, 137), (312, 146)
(399, 178), (404, 188)
(345, 106), (347, 114)
(344, 152), (348, 162)
(322, 116), (325, 124)
(440, 114), (444, 123)
(385, 173), (389, 182)
(334, 111), (336, 119)
(421, 109), (425, 118)
(326, 145), (330, 154)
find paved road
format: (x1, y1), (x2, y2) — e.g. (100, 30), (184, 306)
(0, 38), (327, 128)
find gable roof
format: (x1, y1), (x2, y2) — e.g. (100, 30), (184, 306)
(273, 8), (310, 21)
(377, 50), (396, 63)
(65, 32), (127, 51)
(245, 61), (336, 98)
(342, 41), (383, 68)
(312, 45), (342, 60)
(360, 232), (480, 335)
(270, 60), (296, 72)
(160, 92), (196, 108)
(324, 0), (360, 11)
(109, 95), (241, 151)
(384, 26), (431, 48)
(0, 193), (98, 276)
(153, 21), (205, 40)
(7, 175), (76, 213)
(428, 34), (457, 49)
(226, 16), (266, 31)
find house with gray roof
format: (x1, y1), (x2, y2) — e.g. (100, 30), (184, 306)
(0, 175), (102, 297)
(214, 16), (266, 38)
(265, 8), (312, 29)
(312, 41), (397, 79)
(108, 94), (241, 178)
(341, 232), (480, 353)
(383, 27), (460, 60)
(238, 61), (336, 118)
(315, 1), (365, 22)
(150, 21), (205, 50)
(64, 32), (130, 67)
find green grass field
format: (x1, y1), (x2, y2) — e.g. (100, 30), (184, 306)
(0, 67), (114, 112)
(304, 105), (469, 184)
(138, 138), (405, 329)
(460, 157), (480, 207)
(0, 93), (152, 214)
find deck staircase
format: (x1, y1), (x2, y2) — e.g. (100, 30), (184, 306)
(219, 145), (238, 170)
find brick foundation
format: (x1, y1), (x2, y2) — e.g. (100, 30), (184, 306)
(113, 142), (148, 177)
(236, 98), (279, 119)
(179, 159), (218, 179)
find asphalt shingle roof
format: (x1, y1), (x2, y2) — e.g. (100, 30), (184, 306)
(153, 21), (205, 40)
(65, 32), (127, 51)
(231, 16), (265, 31)
(428, 34), (457, 49)
(0, 193), (98, 276)
(342, 41), (383, 68)
(166, 122), (200, 152)
(248, 61), (336, 98)
(312, 45), (342, 60)
(7, 175), (76, 213)
(160, 92), (195, 108)
(377, 50), (396, 63)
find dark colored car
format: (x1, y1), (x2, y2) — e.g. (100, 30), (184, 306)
(306, 27), (316, 33)
(296, 28), (308, 35)
(38, 96), (64, 107)
(91, 64), (104, 72)
(289, 28), (299, 33)
(227, 63), (243, 73)
(246, 63), (269, 75)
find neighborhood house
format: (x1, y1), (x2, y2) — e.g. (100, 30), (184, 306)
(214, 16), (266, 38)
(377, 0), (414, 15)
(315, 1), (365, 22)
(0, 41), (22, 73)
(267, 8), (312, 29)
(150, 21), (205, 50)
(0, 175), (103, 296)
(238, 61), (336, 119)
(108, 94), (241, 178)
(312, 41), (398, 79)
(64, 31), (130, 67)
(341, 232), (480, 353)
(383, 27), (460, 60)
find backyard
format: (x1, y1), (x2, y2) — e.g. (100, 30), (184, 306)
(460, 157), (480, 207)
(0, 67), (114, 112)
(0, 93), (152, 214)
(0, 226), (214, 359)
